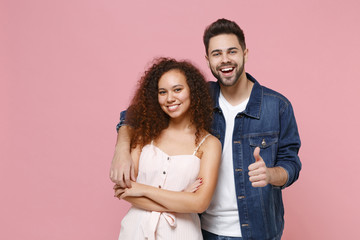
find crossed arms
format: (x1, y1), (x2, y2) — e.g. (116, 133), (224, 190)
(111, 126), (222, 213)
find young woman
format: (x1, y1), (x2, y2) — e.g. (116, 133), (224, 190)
(114, 58), (221, 240)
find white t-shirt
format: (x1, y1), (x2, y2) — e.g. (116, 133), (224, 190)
(201, 91), (249, 237)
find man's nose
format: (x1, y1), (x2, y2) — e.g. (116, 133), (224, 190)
(221, 53), (230, 63)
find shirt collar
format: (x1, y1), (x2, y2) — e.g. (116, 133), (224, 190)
(210, 72), (262, 119)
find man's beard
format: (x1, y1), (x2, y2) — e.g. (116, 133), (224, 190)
(210, 58), (245, 87)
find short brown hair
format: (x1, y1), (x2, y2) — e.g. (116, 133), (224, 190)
(203, 18), (246, 55)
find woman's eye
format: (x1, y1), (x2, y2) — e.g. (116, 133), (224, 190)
(158, 91), (166, 95)
(174, 88), (182, 92)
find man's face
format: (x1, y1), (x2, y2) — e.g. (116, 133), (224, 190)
(206, 34), (248, 87)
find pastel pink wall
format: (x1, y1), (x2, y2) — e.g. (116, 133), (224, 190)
(1, 0), (359, 239)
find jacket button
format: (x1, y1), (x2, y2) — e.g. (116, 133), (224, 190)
(242, 223), (249, 227)
(235, 168), (243, 172)
(261, 139), (266, 146)
(234, 141), (241, 144)
(238, 196), (245, 199)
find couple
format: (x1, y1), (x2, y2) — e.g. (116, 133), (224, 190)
(110, 19), (302, 240)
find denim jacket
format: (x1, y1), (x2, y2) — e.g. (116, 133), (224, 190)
(208, 73), (301, 240)
(116, 73), (301, 240)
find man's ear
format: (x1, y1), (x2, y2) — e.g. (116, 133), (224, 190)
(244, 48), (249, 64)
(205, 55), (210, 68)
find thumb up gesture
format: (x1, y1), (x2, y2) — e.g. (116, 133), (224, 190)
(248, 147), (270, 187)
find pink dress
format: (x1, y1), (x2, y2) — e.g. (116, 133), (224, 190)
(119, 136), (210, 240)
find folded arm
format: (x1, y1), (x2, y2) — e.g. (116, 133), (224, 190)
(122, 196), (169, 212)
(116, 136), (221, 213)
(115, 178), (203, 212)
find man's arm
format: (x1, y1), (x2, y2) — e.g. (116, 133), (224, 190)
(248, 147), (288, 187)
(248, 101), (301, 188)
(109, 125), (135, 188)
(274, 101), (302, 188)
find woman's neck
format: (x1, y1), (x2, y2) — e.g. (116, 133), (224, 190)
(168, 116), (194, 133)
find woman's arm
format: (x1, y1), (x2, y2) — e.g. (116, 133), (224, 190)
(122, 196), (169, 212)
(114, 142), (202, 212)
(117, 136), (221, 213)
(113, 143), (168, 211)
(115, 178), (203, 212)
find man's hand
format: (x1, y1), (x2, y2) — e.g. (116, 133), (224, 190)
(109, 148), (135, 188)
(248, 147), (270, 187)
(109, 125), (136, 188)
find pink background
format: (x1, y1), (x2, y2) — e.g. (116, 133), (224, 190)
(1, 0), (359, 239)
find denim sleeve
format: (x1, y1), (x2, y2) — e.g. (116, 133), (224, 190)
(275, 102), (302, 189)
(115, 110), (127, 132)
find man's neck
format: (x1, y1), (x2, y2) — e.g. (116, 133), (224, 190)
(220, 73), (254, 106)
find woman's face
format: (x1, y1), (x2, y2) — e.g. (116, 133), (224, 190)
(158, 69), (191, 120)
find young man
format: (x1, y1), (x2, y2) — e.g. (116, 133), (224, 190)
(110, 19), (301, 240)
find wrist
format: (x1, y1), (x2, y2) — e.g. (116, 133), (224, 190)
(268, 167), (287, 186)
(143, 185), (150, 197)
(115, 145), (131, 154)
(267, 168), (274, 184)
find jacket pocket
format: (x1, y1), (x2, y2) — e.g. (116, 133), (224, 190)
(249, 135), (278, 167)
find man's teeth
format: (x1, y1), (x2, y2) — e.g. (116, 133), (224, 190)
(221, 68), (233, 72)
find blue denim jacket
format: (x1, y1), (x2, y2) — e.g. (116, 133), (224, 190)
(208, 73), (301, 240)
(116, 73), (301, 240)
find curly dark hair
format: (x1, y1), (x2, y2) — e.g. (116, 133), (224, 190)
(126, 57), (213, 149)
(203, 18), (246, 55)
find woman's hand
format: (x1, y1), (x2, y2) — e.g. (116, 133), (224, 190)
(183, 178), (203, 193)
(114, 181), (146, 199)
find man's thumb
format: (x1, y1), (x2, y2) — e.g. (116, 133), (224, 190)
(253, 147), (261, 162)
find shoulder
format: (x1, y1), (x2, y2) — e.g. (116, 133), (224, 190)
(248, 72), (292, 106)
(207, 134), (221, 146)
(261, 85), (292, 106)
(208, 81), (218, 87)
(258, 84), (295, 115)
(207, 81), (219, 92)
(200, 134), (221, 154)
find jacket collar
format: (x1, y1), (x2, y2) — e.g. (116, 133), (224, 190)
(210, 72), (262, 119)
